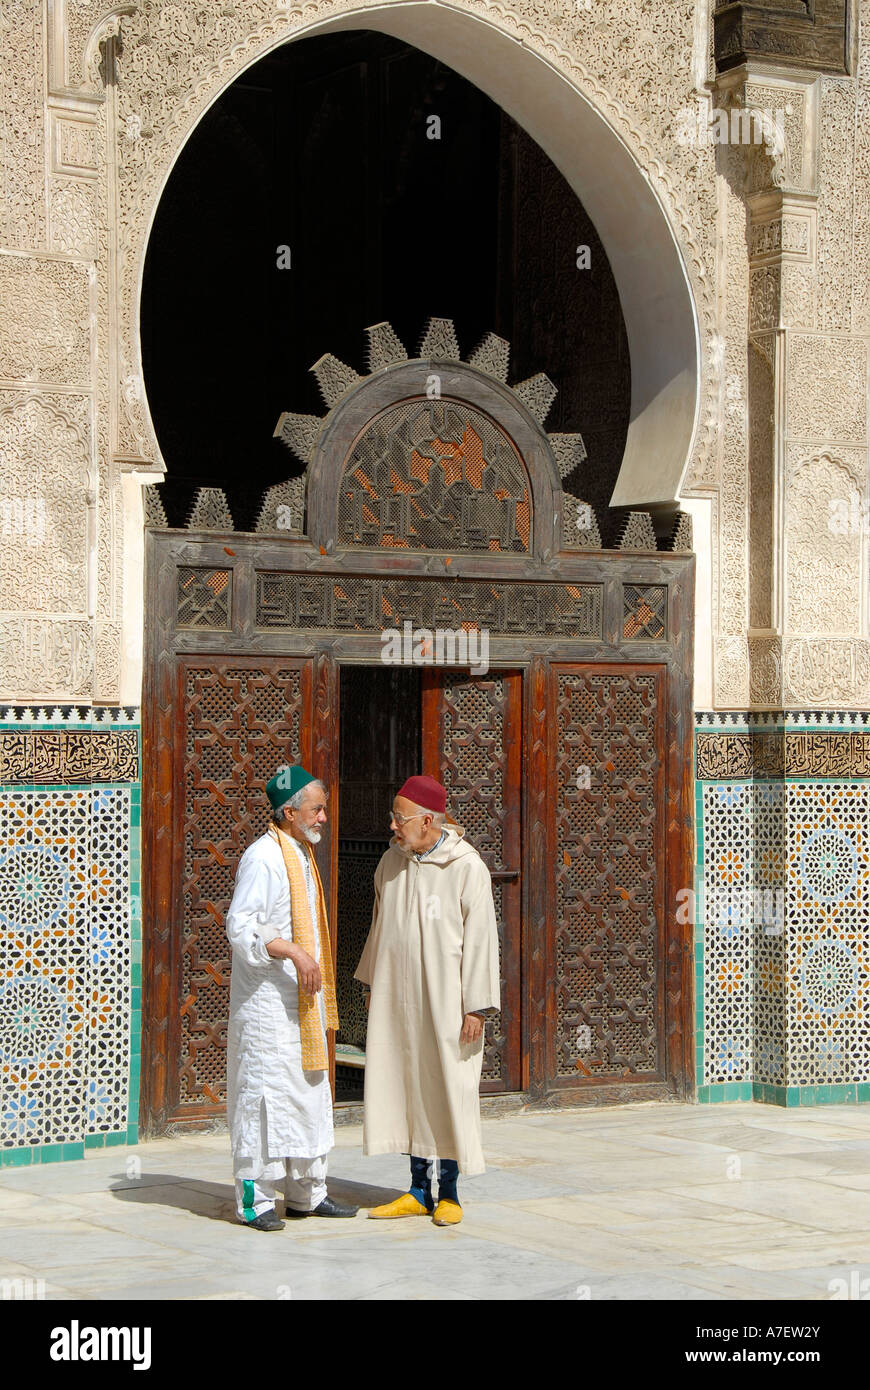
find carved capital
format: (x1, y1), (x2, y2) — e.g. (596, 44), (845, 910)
(713, 65), (820, 194)
(748, 191), (817, 266)
(747, 191), (817, 332)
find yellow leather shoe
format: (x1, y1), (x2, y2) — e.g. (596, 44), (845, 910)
(366, 1193), (432, 1219)
(432, 1199), (462, 1226)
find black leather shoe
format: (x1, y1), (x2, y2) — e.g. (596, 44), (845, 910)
(286, 1195), (359, 1218)
(244, 1210), (285, 1232)
(312, 1196), (359, 1217)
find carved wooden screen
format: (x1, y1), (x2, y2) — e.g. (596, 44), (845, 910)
(144, 525), (694, 1128)
(337, 399), (532, 553)
(173, 658), (313, 1122)
(550, 664), (666, 1089)
(421, 670), (523, 1093)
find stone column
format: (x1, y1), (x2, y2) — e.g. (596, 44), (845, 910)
(703, 48), (870, 1101)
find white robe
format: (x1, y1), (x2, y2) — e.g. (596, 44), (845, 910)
(225, 831), (333, 1164)
(354, 824), (500, 1175)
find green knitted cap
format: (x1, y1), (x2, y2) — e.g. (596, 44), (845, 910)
(266, 764), (316, 812)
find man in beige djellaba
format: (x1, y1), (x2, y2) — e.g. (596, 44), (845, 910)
(354, 774), (500, 1226)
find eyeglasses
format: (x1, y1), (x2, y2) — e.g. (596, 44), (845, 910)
(389, 811), (426, 827)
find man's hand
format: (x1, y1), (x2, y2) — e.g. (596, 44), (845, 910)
(289, 944), (322, 994)
(266, 938), (322, 993)
(364, 992), (371, 1012)
(460, 1013), (484, 1044)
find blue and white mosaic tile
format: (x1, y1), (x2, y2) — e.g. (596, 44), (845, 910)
(0, 787), (133, 1150)
(697, 712), (870, 1098)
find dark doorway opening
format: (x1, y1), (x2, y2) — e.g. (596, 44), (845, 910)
(332, 660), (524, 1103)
(140, 29), (630, 537)
(335, 664), (421, 1101)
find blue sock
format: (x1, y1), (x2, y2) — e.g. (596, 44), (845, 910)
(438, 1159), (460, 1206)
(409, 1155), (434, 1211)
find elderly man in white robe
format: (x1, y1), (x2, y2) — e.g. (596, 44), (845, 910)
(225, 764), (358, 1231)
(355, 774), (500, 1226)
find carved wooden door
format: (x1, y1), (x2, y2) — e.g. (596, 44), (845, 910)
(421, 669), (523, 1093)
(164, 657), (314, 1127)
(549, 663), (668, 1092)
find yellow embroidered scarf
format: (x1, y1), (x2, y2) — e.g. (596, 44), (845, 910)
(270, 826), (338, 1071)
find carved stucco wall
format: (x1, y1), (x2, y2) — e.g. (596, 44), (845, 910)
(0, 0), (867, 707)
(714, 39), (870, 711)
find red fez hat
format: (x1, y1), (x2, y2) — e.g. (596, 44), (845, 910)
(397, 775), (447, 814)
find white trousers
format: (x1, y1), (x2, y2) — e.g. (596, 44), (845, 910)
(235, 1154), (328, 1220)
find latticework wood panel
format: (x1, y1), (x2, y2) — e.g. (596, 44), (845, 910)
(178, 663), (306, 1108)
(432, 672), (522, 1089)
(336, 844), (382, 1051)
(337, 399), (531, 553)
(553, 668), (663, 1082)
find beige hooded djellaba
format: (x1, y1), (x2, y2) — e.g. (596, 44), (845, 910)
(354, 823), (500, 1175)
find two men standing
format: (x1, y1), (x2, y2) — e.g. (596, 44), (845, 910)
(224, 765), (500, 1231)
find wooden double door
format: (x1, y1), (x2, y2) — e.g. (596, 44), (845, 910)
(143, 649), (683, 1134)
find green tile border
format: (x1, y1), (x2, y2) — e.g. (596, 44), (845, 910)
(750, 1083), (867, 1107)
(0, 1146), (36, 1167)
(695, 1083), (870, 1107)
(697, 1081), (754, 1104)
(1, 1141), (85, 1167)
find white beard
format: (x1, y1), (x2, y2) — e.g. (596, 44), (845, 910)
(301, 825), (322, 844)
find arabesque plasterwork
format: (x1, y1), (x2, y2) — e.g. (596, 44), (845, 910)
(0, 1), (867, 704)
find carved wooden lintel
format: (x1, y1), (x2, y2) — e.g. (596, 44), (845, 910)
(714, 0), (851, 76)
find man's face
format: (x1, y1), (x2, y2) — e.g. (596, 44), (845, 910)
(390, 795), (437, 854)
(283, 784), (328, 845)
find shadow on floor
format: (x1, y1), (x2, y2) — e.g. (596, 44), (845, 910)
(108, 1175), (402, 1223)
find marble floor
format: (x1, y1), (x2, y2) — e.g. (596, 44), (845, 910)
(3, 1101), (870, 1300)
